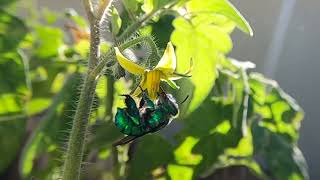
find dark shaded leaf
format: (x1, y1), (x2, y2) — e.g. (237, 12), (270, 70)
(0, 9), (27, 53)
(128, 135), (174, 180)
(19, 73), (82, 177)
(0, 116), (26, 174)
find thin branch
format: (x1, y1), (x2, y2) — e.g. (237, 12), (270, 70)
(240, 68), (250, 137)
(83, 0), (94, 21)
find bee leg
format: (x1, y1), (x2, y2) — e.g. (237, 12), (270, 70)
(113, 135), (142, 146)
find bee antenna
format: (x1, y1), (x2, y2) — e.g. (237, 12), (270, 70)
(179, 95), (189, 105)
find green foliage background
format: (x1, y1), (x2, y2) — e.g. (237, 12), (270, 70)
(0, 0), (308, 179)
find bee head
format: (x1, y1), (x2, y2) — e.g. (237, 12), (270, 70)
(157, 91), (179, 116)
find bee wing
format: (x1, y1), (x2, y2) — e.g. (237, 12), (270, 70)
(121, 95), (141, 125)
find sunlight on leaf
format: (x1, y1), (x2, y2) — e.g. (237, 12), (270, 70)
(34, 26), (64, 58)
(168, 164), (193, 180)
(142, 0), (171, 13)
(171, 17), (231, 113)
(187, 0), (253, 36)
(174, 136), (202, 165)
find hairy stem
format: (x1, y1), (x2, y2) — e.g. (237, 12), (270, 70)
(88, 20), (100, 68)
(62, 0), (107, 179)
(144, 36), (161, 60)
(62, 73), (97, 180)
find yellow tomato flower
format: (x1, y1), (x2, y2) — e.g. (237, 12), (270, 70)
(115, 42), (191, 100)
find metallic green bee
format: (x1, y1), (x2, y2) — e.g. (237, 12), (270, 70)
(113, 90), (179, 146)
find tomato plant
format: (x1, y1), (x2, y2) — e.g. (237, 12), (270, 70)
(0, 0), (308, 180)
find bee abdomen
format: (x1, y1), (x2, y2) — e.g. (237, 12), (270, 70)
(115, 108), (146, 136)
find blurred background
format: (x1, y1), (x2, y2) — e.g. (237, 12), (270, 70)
(3, 0), (319, 179)
(230, 0), (320, 179)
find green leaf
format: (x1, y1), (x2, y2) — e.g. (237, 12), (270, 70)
(123, 0), (141, 12)
(174, 136), (202, 165)
(252, 122), (308, 180)
(151, 15), (175, 49)
(0, 9), (28, 53)
(0, 116), (26, 174)
(142, 0), (171, 13)
(127, 135), (174, 180)
(34, 25), (64, 58)
(176, 98), (241, 177)
(110, 7), (122, 36)
(187, 0), (253, 36)
(248, 73), (308, 179)
(20, 73), (82, 177)
(168, 164), (193, 180)
(0, 52), (29, 126)
(201, 127), (268, 179)
(191, 130), (242, 177)
(249, 73), (304, 141)
(171, 17), (232, 113)
(0, 52), (28, 95)
(202, 156), (266, 179)
(0, 11), (28, 174)
(174, 65), (256, 178)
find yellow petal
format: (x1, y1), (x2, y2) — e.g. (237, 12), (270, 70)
(145, 70), (161, 100)
(114, 47), (145, 75)
(154, 42), (176, 74)
(132, 72), (147, 96)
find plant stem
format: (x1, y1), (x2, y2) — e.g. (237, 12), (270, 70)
(62, 0), (106, 178)
(62, 73), (97, 180)
(89, 19), (100, 68)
